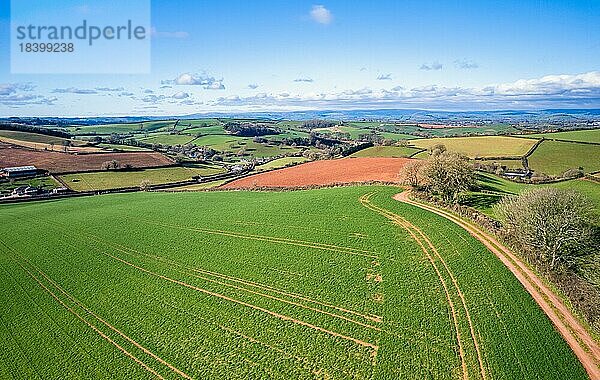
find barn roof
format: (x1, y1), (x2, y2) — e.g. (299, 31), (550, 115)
(3, 166), (37, 172)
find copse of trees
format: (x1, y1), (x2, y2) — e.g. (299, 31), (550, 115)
(301, 119), (336, 130)
(400, 147), (475, 203)
(495, 188), (597, 271)
(223, 122), (280, 137)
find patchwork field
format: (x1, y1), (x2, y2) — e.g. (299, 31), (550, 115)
(59, 165), (226, 191)
(138, 134), (197, 146)
(527, 140), (600, 175)
(0, 145), (173, 173)
(0, 187), (586, 379)
(222, 158), (410, 189)
(410, 136), (538, 158)
(350, 146), (422, 158)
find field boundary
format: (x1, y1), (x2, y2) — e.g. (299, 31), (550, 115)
(395, 191), (600, 380)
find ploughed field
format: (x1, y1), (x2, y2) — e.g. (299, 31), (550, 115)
(0, 187), (586, 379)
(0, 144), (173, 173)
(222, 158), (410, 189)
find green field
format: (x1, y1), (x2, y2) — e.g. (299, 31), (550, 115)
(463, 172), (600, 218)
(255, 157), (308, 171)
(410, 136), (538, 158)
(59, 165), (225, 191)
(524, 128), (600, 144)
(0, 130), (71, 145)
(191, 135), (247, 150)
(138, 134), (197, 146)
(350, 146), (422, 158)
(527, 140), (600, 175)
(0, 187), (586, 379)
(67, 121), (173, 135)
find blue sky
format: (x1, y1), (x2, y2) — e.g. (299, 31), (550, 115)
(1, 0), (599, 116)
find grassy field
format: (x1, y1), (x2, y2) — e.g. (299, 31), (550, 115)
(463, 172), (600, 218)
(527, 140), (600, 175)
(167, 179), (229, 191)
(0, 186), (586, 379)
(410, 136), (538, 158)
(59, 165), (225, 191)
(67, 121), (173, 135)
(191, 135), (247, 150)
(255, 157), (308, 171)
(350, 146), (422, 158)
(0, 130), (71, 145)
(138, 134), (197, 146)
(524, 129), (600, 144)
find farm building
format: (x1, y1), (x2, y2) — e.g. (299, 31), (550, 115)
(1, 165), (38, 178)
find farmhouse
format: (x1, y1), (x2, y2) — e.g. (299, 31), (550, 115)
(1, 165), (38, 178)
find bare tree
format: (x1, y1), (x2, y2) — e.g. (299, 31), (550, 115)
(139, 179), (152, 191)
(495, 188), (596, 270)
(399, 160), (426, 188)
(421, 151), (475, 203)
(101, 160), (121, 170)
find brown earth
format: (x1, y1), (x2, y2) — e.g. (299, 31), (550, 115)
(395, 191), (600, 380)
(0, 144), (173, 173)
(222, 157), (411, 189)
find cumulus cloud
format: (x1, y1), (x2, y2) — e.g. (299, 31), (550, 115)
(294, 78), (314, 83)
(454, 59), (478, 69)
(172, 91), (190, 99)
(95, 87), (125, 92)
(52, 87), (97, 94)
(420, 61), (443, 71)
(247, 83), (259, 89)
(0, 83), (34, 96)
(162, 73), (225, 89)
(0, 83), (56, 106)
(310, 5), (332, 25)
(377, 73), (392, 80)
(208, 71), (600, 110)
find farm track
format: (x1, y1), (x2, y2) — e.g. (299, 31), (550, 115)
(83, 232), (382, 331)
(83, 240), (380, 352)
(360, 193), (487, 380)
(395, 191), (600, 380)
(141, 218), (380, 259)
(0, 240), (185, 380)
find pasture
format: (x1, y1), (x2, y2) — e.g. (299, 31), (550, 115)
(0, 187), (585, 379)
(527, 140), (600, 175)
(463, 172), (600, 218)
(410, 136), (538, 158)
(350, 146), (422, 158)
(59, 165), (225, 191)
(255, 157), (308, 171)
(524, 129), (600, 144)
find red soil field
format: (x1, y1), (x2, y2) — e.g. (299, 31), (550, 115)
(0, 144), (173, 173)
(222, 157), (411, 189)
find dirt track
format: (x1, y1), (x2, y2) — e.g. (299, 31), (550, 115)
(394, 192), (600, 380)
(222, 157), (411, 189)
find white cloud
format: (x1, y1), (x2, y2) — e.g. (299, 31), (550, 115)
(454, 59), (478, 70)
(209, 71), (600, 110)
(52, 87), (98, 94)
(172, 91), (190, 99)
(310, 5), (332, 25)
(377, 74), (392, 80)
(248, 83), (259, 89)
(294, 78), (314, 83)
(162, 72), (225, 89)
(420, 61), (443, 71)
